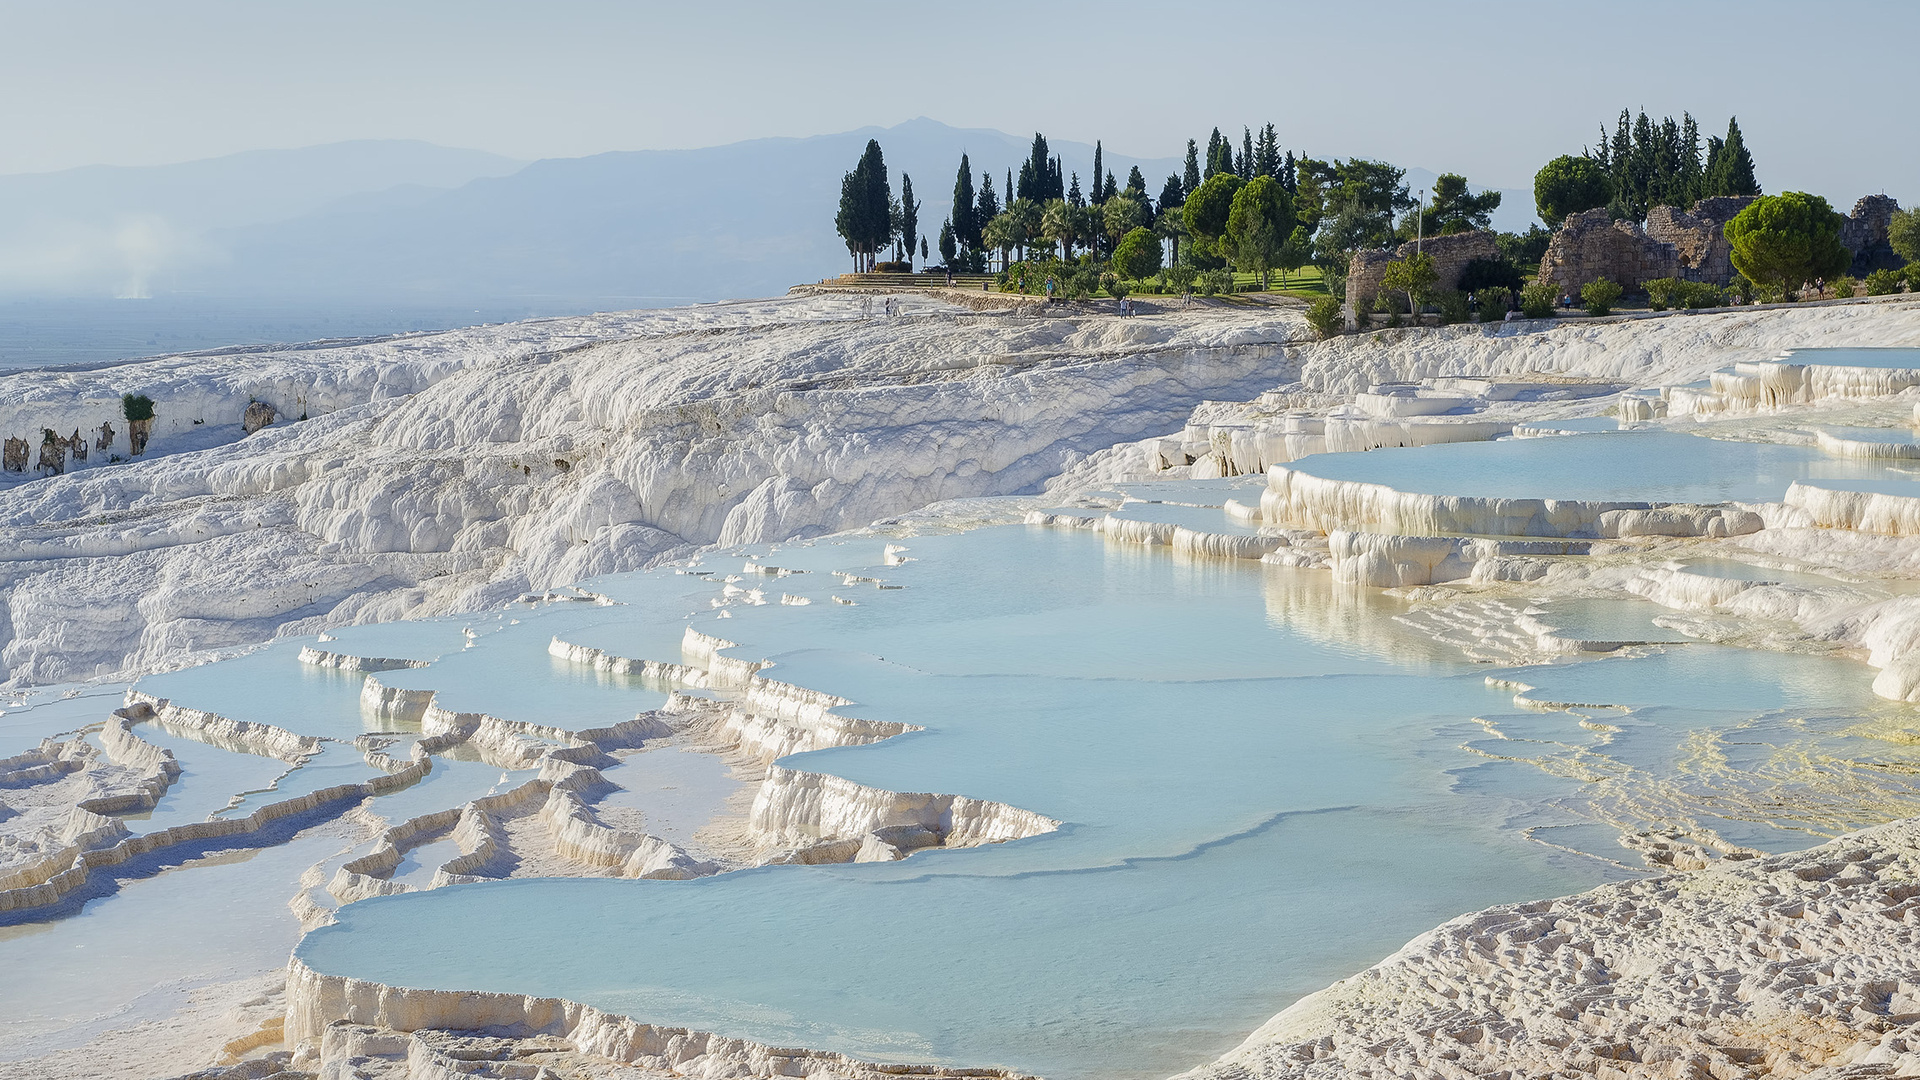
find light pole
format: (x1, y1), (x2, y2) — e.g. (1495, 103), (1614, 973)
(1415, 188), (1426, 257)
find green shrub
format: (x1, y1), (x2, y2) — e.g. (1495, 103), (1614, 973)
(1646, 278), (1724, 310)
(1581, 277), (1623, 316)
(1678, 281), (1723, 308)
(121, 393), (155, 422)
(1162, 264), (1197, 295)
(1103, 273), (1131, 301)
(1831, 276), (1856, 299)
(1306, 296), (1344, 339)
(1476, 287), (1511, 321)
(1645, 277), (1676, 311)
(1198, 269), (1234, 296)
(1519, 282), (1558, 319)
(1384, 310), (1403, 329)
(1865, 268), (1903, 296)
(1435, 290), (1470, 326)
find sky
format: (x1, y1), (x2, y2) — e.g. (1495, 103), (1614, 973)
(1, 0), (1912, 206)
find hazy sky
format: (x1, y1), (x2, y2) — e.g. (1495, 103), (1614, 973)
(3, 0), (1912, 204)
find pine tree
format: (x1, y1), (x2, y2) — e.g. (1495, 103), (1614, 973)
(952, 155), (978, 253)
(1017, 160), (1034, 201)
(1718, 117), (1759, 197)
(1092, 141), (1104, 205)
(938, 220), (957, 269)
(1102, 171), (1118, 204)
(1125, 166), (1147, 202)
(1068, 172), (1084, 208)
(1183, 140), (1202, 195)
(1281, 150), (1297, 195)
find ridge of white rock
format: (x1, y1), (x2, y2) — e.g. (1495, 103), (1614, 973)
(1175, 818), (1920, 1080)
(0, 296), (1321, 686)
(295, 645), (432, 673)
(284, 957), (1038, 1080)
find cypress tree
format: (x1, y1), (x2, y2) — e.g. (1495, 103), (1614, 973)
(977, 172), (1000, 231)
(1026, 134), (1051, 200)
(1254, 124), (1280, 178)
(952, 155), (978, 253)
(899, 173), (919, 269)
(1703, 136), (1725, 197)
(1606, 109), (1632, 217)
(939, 220), (957, 268)
(1238, 127), (1254, 178)
(1281, 150), (1297, 195)
(1092, 141), (1104, 205)
(1017, 160), (1034, 200)
(1068, 172), (1084, 208)
(1183, 140), (1201, 196)
(1679, 114), (1702, 204)
(1159, 175), (1185, 211)
(1718, 117), (1759, 197)
(1651, 116), (1680, 210)
(1204, 128), (1224, 180)
(1051, 156), (1065, 201)
(1627, 111), (1656, 221)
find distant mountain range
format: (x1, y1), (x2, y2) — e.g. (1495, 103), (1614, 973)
(0, 120), (1536, 305)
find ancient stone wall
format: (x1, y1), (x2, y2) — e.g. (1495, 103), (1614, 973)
(1538, 209), (1684, 297)
(1645, 196), (1752, 286)
(1346, 231), (1501, 314)
(1842, 194), (1903, 276)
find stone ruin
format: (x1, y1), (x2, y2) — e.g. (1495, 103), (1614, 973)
(1842, 195), (1904, 276)
(1346, 230), (1501, 315)
(2, 436), (24, 473)
(96, 422), (114, 451)
(1537, 197), (1754, 298)
(1538, 194), (1904, 297)
(68, 428), (86, 464)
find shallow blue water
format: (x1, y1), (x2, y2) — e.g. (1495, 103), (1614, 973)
(296, 525), (1920, 1080)
(1291, 429), (1920, 504)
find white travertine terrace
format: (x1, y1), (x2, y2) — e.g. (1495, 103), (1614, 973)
(1259, 464), (1763, 541)
(14, 297), (1920, 1078)
(1668, 355), (1920, 418)
(284, 958), (1039, 1079)
(1175, 820), (1920, 1080)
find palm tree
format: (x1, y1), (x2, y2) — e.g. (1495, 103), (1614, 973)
(982, 213), (1015, 272)
(1155, 208), (1189, 268)
(1004, 198), (1042, 263)
(1041, 199), (1076, 261)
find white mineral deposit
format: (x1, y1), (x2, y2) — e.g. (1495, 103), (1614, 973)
(7, 29), (1920, 1078)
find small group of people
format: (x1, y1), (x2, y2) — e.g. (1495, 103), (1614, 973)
(860, 296), (900, 317)
(1118, 297), (1138, 317)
